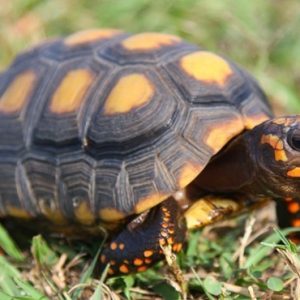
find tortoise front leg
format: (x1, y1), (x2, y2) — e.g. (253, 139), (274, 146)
(184, 195), (270, 230)
(100, 198), (186, 276)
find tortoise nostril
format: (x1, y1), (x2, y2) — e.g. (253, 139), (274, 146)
(288, 129), (300, 151)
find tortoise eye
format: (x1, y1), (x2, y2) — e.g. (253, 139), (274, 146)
(288, 129), (300, 151)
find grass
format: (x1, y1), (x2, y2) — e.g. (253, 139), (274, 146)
(1, 0), (300, 299)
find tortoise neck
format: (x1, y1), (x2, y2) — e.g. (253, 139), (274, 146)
(186, 130), (258, 197)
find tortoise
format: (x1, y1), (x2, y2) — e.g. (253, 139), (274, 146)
(1, 29), (300, 276)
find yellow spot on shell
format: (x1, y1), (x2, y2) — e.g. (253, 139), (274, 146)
(119, 264), (129, 273)
(6, 206), (31, 219)
(205, 117), (244, 154)
(104, 73), (154, 115)
(288, 202), (300, 214)
(122, 33), (180, 51)
(49, 69), (94, 114)
(178, 162), (203, 188)
(244, 114), (270, 129)
(65, 29), (122, 46)
(74, 201), (95, 225)
(180, 51), (233, 86)
(99, 207), (124, 221)
(0, 70), (36, 114)
(135, 193), (166, 214)
(287, 167), (300, 178)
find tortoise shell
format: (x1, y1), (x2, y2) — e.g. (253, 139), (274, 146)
(0, 29), (272, 226)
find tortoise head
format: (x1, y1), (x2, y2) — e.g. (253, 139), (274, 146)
(251, 115), (300, 198)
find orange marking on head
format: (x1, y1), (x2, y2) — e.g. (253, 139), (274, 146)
(119, 264), (129, 273)
(274, 149), (288, 162)
(122, 33), (180, 51)
(135, 193), (166, 214)
(144, 250), (153, 257)
(74, 201), (95, 225)
(292, 219), (300, 227)
(180, 51), (233, 86)
(133, 258), (143, 266)
(137, 266), (148, 272)
(272, 117), (287, 125)
(205, 117), (245, 154)
(65, 29), (122, 46)
(99, 207), (124, 221)
(145, 258), (152, 264)
(162, 207), (168, 212)
(163, 217), (169, 222)
(103, 73), (154, 115)
(178, 162), (203, 188)
(287, 167), (300, 178)
(261, 134), (280, 149)
(261, 134), (288, 161)
(0, 70), (36, 114)
(100, 254), (106, 263)
(288, 202), (300, 214)
(49, 69), (94, 114)
(244, 114), (270, 130)
(110, 242), (118, 250)
(119, 243), (125, 250)
(162, 223), (168, 229)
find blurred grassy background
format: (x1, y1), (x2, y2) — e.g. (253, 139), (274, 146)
(1, 1), (300, 298)
(1, 0), (300, 113)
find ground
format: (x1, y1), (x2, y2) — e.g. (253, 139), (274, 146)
(1, 1), (300, 299)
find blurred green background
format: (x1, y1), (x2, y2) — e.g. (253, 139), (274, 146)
(1, 0), (300, 113)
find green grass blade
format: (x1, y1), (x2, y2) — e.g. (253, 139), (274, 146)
(0, 224), (24, 261)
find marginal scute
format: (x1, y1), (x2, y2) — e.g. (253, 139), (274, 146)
(205, 117), (244, 154)
(178, 162), (203, 188)
(180, 51), (233, 86)
(74, 201), (95, 225)
(121, 32), (180, 51)
(134, 193), (167, 214)
(39, 201), (66, 224)
(103, 73), (154, 115)
(5, 206), (32, 219)
(99, 207), (125, 222)
(0, 70), (36, 114)
(64, 29), (123, 46)
(49, 69), (94, 114)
